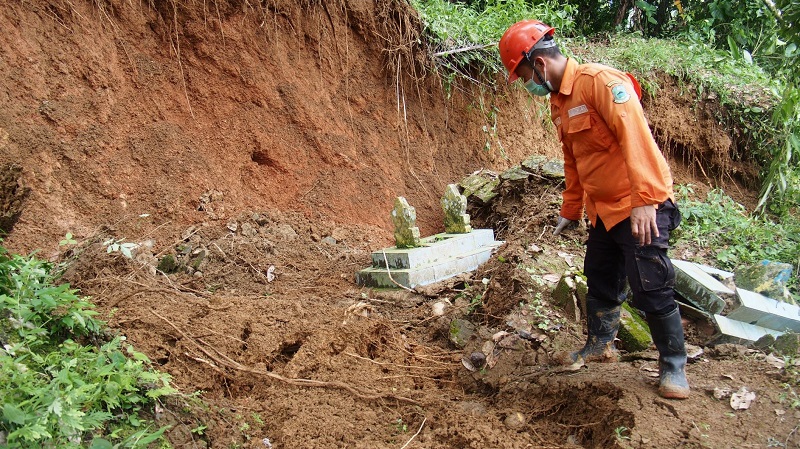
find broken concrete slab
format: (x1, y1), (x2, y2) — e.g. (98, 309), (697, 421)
(708, 314), (783, 345)
(521, 155), (547, 172)
(540, 160), (565, 179)
(459, 169), (496, 198)
(726, 288), (800, 333)
(500, 166), (532, 182)
(694, 263), (735, 290)
(710, 314), (786, 345)
(672, 259), (735, 315)
(473, 178), (501, 204)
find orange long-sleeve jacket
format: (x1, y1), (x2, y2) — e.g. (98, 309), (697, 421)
(551, 58), (674, 230)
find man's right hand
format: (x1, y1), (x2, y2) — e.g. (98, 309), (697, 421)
(553, 216), (577, 236)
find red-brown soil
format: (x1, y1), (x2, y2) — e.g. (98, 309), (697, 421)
(1, 1), (797, 448)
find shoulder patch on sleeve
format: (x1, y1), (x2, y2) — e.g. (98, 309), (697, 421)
(611, 84), (631, 104)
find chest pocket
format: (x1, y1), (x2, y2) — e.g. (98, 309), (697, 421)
(566, 113), (615, 157)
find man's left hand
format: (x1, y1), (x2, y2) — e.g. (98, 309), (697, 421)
(630, 205), (659, 246)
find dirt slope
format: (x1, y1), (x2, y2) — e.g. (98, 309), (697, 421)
(2, 1), (795, 448)
(0, 0), (560, 255)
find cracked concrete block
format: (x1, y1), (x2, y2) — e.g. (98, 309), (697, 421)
(726, 288), (800, 333)
(672, 259), (735, 315)
(708, 314), (783, 346)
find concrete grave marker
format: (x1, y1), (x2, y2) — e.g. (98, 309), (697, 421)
(392, 196), (420, 249)
(357, 195), (502, 289)
(441, 184), (472, 234)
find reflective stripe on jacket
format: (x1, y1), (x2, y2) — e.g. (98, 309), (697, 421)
(550, 58), (673, 230)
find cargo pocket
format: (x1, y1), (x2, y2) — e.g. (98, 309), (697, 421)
(634, 246), (675, 292)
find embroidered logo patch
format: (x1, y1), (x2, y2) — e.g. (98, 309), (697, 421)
(567, 105), (588, 117)
(612, 85), (631, 104)
(554, 116), (562, 127)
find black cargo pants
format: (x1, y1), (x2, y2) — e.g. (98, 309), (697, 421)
(584, 199), (682, 315)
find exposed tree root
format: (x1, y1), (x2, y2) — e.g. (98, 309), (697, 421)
(151, 310), (422, 406)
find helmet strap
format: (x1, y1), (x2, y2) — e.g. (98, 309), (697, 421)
(531, 63), (553, 93)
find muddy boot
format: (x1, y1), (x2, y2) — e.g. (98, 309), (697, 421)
(646, 308), (690, 399)
(554, 297), (620, 369)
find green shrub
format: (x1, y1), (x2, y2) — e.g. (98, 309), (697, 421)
(0, 245), (174, 448)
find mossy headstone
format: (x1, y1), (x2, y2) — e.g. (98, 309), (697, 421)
(392, 197), (420, 248)
(441, 184), (471, 234)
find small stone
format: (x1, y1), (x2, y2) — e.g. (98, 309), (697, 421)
(504, 411), (527, 430)
(241, 222), (257, 237)
(252, 213), (270, 226)
(226, 221), (238, 232)
(449, 319), (476, 348)
(321, 236), (337, 245)
(469, 352), (486, 369)
(457, 401), (487, 416)
(157, 254), (179, 274)
(432, 301), (447, 316)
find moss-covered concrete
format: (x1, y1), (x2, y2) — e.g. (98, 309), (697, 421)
(617, 303), (652, 352)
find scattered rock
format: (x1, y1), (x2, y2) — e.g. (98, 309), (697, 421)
(773, 333), (800, 357)
(707, 343), (749, 359)
(449, 319), (476, 348)
(432, 301), (448, 316)
(730, 386), (756, 410)
(503, 411), (527, 430)
(469, 351), (486, 369)
(157, 254), (179, 274)
(456, 401), (487, 417)
(617, 303), (652, 353)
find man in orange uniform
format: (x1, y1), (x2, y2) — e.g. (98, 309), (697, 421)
(499, 20), (689, 399)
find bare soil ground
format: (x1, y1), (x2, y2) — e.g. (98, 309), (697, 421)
(1, 1), (797, 448)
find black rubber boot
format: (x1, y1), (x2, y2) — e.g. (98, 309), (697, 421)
(646, 307), (690, 399)
(555, 297), (620, 368)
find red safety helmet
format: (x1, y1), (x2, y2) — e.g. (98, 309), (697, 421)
(499, 20), (556, 83)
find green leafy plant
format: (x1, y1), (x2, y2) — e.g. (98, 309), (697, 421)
(0, 245), (175, 448)
(59, 232), (78, 246)
(393, 418), (408, 433)
(614, 425), (631, 442)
